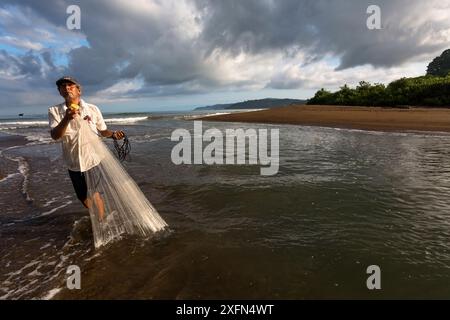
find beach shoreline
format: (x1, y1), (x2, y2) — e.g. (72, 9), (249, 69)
(0, 134), (29, 150)
(198, 105), (450, 132)
(0, 134), (29, 180)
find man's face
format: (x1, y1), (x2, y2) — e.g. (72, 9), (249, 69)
(58, 82), (81, 101)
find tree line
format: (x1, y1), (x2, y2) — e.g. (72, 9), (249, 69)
(308, 49), (450, 107)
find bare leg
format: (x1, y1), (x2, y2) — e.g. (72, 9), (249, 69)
(82, 198), (91, 209)
(82, 194), (105, 221)
(93, 192), (105, 221)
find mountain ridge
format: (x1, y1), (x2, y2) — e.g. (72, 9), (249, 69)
(195, 98), (306, 110)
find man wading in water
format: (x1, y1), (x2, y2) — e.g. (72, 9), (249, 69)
(48, 76), (125, 221)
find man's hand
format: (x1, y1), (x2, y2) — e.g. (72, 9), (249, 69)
(64, 107), (80, 121)
(99, 129), (125, 140)
(112, 130), (125, 140)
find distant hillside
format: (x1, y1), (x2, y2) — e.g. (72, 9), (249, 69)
(195, 103), (233, 111)
(195, 98), (306, 110)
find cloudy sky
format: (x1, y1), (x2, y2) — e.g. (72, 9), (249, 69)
(1, 0), (449, 115)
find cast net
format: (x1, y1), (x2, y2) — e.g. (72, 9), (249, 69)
(75, 116), (168, 248)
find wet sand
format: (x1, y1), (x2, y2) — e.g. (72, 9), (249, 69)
(0, 134), (28, 180)
(200, 105), (450, 132)
(0, 134), (28, 150)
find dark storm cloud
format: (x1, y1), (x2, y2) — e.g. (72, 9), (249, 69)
(0, 0), (449, 106)
(194, 0), (449, 69)
(0, 49), (47, 78)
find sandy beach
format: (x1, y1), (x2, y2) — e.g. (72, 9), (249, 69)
(200, 105), (450, 132)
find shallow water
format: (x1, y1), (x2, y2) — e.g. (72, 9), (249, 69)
(1, 112), (450, 299)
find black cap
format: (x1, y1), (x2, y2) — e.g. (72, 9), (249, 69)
(56, 76), (81, 87)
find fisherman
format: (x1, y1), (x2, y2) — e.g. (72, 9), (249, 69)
(48, 76), (125, 220)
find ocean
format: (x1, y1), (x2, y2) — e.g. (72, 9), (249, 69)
(1, 110), (450, 299)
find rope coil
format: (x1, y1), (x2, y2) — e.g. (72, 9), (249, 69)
(113, 134), (131, 162)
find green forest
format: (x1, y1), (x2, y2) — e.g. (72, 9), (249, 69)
(308, 49), (450, 107)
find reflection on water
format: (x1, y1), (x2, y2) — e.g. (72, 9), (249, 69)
(1, 119), (450, 299)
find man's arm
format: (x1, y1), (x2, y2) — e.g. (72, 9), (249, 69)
(50, 108), (80, 140)
(99, 129), (125, 140)
(50, 117), (69, 140)
(93, 105), (124, 140)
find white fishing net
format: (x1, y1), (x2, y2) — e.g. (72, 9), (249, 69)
(74, 116), (168, 248)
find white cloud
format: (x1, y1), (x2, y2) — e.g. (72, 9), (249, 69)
(93, 77), (145, 102)
(0, 35), (44, 50)
(268, 59), (428, 91)
(0, 0), (449, 109)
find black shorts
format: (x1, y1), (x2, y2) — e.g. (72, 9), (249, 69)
(68, 170), (88, 202)
(68, 167), (102, 202)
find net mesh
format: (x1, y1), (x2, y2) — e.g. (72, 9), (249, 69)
(76, 117), (168, 248)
